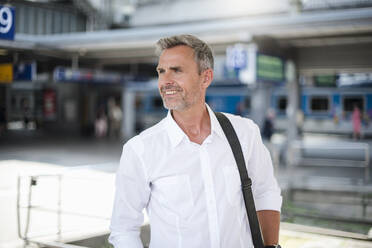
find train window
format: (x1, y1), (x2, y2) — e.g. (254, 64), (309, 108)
(343, 96), (364, 112)
(310, 96), (329, 112)
(277, 96), (287, 113)
(244, 97), (251, 110)
(152, 96), (164, 109)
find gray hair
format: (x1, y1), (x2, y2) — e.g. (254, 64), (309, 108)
(155, 34), (214, 74)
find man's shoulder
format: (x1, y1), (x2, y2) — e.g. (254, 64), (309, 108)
(221, 112), (258, 132)
(126, 117), (167, 148)
(217, 112), (262, 147)
(140, 118), (167, 138)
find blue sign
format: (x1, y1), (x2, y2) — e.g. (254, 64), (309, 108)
(14, 62), (36, 81)
(53, 67), (123, 84)
(226, 44), (247, 70)
(0, 6), (15, 40)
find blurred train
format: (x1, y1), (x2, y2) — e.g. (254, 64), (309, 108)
(272, 86), (372, 135)
(133, 83), (372, 136)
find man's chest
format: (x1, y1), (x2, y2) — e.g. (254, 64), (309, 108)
(146, 143), (245, 219)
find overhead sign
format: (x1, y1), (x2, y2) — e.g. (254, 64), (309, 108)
(256, 54), (284, 83)
(314, 75), (337, 87)
(0, 6), (15, 40)
(0, 63), (13, 83)
(226, 44), (247, 70)
(337, 73), (372, 87)
(53, 67), (122, 84)
(14, 62), (37, 81)
(237, 44), (258, 85)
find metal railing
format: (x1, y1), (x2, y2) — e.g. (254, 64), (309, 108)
(16, 171), (112, 248)
(301, 0), (372, 10)
(287, 141), (372, 218)
(17, 175), (62, 244)
(288, 141), (370, 183)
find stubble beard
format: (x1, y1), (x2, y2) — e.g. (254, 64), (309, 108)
(160, 85), (201, 111)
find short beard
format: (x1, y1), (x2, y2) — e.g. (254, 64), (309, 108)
(161, 95), (188, 111)
(159, 82), (202, 111)
(160, 84), (185, 110)
(161, 89), (201, 111)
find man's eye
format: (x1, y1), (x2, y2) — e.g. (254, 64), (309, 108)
(157, 69), (164, 74)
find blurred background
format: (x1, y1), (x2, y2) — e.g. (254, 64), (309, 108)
(0, 0), (372, 247)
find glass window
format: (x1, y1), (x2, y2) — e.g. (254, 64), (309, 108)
(310, 96), (329, 112)
(343, 96), (364, 112)
(277, 96), (287, 113)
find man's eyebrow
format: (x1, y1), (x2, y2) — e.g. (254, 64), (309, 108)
(169, 66), (181, 71)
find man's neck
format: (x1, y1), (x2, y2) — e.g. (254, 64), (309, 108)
(171, 103), (211, 145)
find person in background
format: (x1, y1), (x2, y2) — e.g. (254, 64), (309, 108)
(95, 106), (108, 138)
(352, 105), (361, 140)
(262, 108), (275, 141)
(296, 109), (304, 137)
(108, 98), (123, 139)
(109, 34), (282, 248)
(21, 97), (31, 129)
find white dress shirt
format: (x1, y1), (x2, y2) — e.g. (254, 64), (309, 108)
(109, 104), (282, 248)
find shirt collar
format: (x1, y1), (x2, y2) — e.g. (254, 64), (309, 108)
(207, 104), (225, 140)
(165, 104), (225, 147)
(165, 110), (186, 148)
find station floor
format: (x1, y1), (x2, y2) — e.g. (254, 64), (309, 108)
(0, 130), (372, 248)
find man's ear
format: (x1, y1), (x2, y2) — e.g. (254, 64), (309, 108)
(202, 69), (213, 89)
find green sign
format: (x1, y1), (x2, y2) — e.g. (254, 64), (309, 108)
(314, 75), (336, 87)
(257, 54), (284, 82)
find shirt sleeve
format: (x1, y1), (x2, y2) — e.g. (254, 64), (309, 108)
(248, 123), (282, 212)
(109, 139), (150, 248)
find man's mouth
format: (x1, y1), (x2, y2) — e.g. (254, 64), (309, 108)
(165, 90), (177, 95)
(161, 86), (182, 96)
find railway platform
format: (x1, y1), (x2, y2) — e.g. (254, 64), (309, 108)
(0, 130), (372, 248)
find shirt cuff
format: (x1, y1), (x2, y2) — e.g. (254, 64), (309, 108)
(108, 232), (144, 248)
(254, 193), (282, 212)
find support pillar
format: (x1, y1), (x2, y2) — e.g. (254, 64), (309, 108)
(251, 84), (272, 128)
(72, 55), (79, 70)
(122, 88), (136, 141)
(286, 60), (299, 143)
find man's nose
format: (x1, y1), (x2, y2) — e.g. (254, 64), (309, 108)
(159, 72), (173, 85)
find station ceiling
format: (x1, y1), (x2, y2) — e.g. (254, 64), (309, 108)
(3, 6), (372, 65)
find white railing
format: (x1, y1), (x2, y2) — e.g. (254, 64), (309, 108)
(16, 169), (114, 248)
(301, 0), (372, 10)
(288, 141), (370, 183)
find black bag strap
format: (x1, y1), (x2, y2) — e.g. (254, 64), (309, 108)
(215, 112), (264, 248)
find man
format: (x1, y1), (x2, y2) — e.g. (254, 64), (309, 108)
(109, 34), (282, 248)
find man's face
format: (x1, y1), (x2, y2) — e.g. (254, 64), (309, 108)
(157, 45), (205, 111)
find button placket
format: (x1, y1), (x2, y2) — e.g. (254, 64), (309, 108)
(200, 145), (220, 248)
